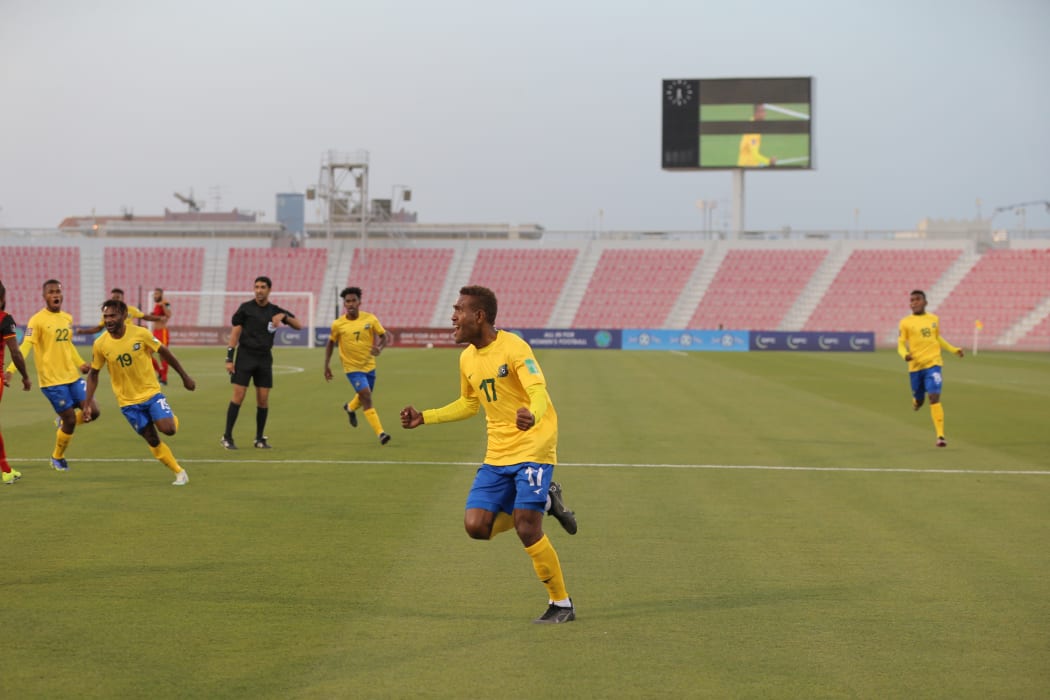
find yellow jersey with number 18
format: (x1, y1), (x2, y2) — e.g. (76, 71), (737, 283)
(898, 311), (959, 372)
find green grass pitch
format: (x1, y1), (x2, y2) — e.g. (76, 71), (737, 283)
(3, 348), (1048, 698)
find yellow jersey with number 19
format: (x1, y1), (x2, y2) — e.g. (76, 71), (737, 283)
(91, 325), (163, 406)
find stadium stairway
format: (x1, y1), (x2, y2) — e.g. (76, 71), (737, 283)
(1002, 296), (1050, 346)
(663, 242), (723, 329)
(548, 239), (604, 327)
(780, 244), (851, 331)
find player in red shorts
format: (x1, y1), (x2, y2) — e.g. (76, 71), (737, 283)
(150, 288), (172, 385)
(0, 280), (33, 484)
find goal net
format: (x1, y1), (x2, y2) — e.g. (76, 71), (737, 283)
(162, 291), (317, 348)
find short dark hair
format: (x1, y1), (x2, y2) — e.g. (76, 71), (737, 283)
(255, 276), (273, 289)
(341, 286), (362, 300)
(460, 285), (498, 324)
(43, 279), (60, 291)
(910, 289), (927, 300)
(101, 299), (128, 314)
(111, 288), (124, 296)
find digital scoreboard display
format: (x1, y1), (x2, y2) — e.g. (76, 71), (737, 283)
(662, 77), (813, 170)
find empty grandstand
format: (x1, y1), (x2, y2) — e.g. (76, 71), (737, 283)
(1, 229), (1047, 349)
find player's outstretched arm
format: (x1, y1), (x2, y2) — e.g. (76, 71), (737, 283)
(400, 406), (424, 429)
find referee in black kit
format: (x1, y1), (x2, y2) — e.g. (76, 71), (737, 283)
(222, 276), (303, 449)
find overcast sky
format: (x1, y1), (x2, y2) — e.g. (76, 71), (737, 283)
(2, 0), (1048, 233)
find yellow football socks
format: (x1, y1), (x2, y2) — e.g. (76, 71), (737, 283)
(930, 402), (945, 437)
(525, 534), (569, 603)
(363, 408), (385, 437)
(149, 442), (181, 474)
(53, 428), (73, 459)
(347, 395), (361, 412)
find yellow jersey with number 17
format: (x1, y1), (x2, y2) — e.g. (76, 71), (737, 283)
(91, 325), (163, 406)
(459, 330), (558, 466)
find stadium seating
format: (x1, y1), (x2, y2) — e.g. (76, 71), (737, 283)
(103, 247), (205, 328)
(1014, 313), (1050, 350)
(935, 248), (1050, 347)
(224, 247), (328, 324)
(689, 249), (826, 330)
(803, 248), (961, 340)
(344, 248), (455, 326)
(573, 249), (703, 328)
(469, 249), (578, 328)
(0, 246), (81, 325)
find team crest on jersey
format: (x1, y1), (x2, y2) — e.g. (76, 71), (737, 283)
(524, 358), (539, 375)
(497, 364), (508, 377)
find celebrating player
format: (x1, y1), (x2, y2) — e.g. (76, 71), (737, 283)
(82, 299), (195, 485)
(7, 280), (98, 471)
(400, 285), (579, 624)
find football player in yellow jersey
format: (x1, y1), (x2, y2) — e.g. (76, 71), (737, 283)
(898, 290), (964, 447)
(77, 288), (163, 336)
(737, 103), (777, 167)
(6, 279), (98, 471)
(323, 286), (390, 445)
(400, 285), (578, 624)
(82, 299), (196, 485)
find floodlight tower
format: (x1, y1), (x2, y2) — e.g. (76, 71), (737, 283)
(316, 150), (370, 248)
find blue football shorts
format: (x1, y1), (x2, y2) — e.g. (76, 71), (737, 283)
(346, 370), (376, 393)
(910, 365), (944, 400)
(41, 379), (87, 414)
(466, 462), (554, 514)
(120, 393), (174, 434)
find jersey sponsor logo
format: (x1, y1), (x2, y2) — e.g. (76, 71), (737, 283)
(497, 364), (509, 377)
(524, 359), (540, 375)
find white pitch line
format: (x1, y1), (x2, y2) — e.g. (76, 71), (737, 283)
(764, 103), (810, 120)
(16, 457), (1049, 476)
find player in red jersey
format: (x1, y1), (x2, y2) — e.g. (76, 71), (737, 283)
(150, 288), (172, 385)
(0, 280), (33, 484)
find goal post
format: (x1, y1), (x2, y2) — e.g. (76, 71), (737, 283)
(163, 291), (317, 348)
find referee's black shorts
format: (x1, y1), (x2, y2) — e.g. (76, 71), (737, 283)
(231, 348), (273, 388)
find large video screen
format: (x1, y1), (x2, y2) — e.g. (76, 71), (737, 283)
(662, 77), (813, 170)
